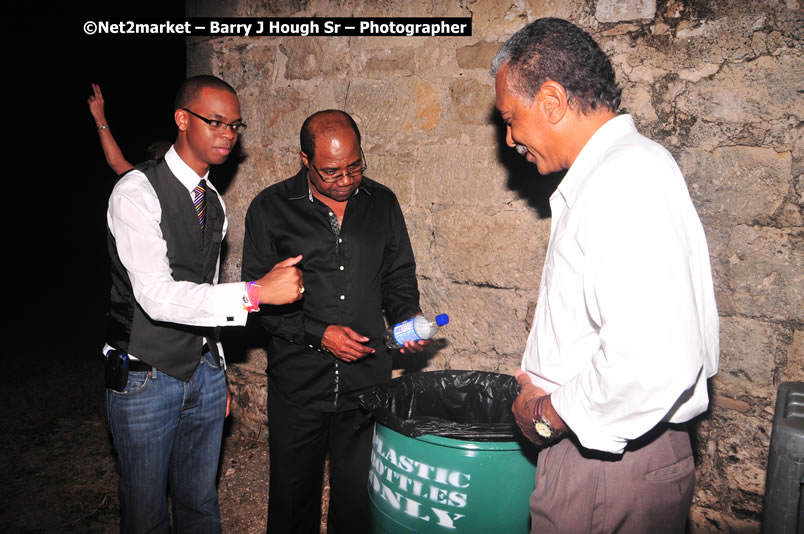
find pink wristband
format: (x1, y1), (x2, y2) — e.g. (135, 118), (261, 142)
(245, 281), (261, 313)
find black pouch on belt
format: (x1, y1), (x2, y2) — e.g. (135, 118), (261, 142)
(104, 349), (129, 392)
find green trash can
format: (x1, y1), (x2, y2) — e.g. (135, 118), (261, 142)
(359, 370), (538, 534)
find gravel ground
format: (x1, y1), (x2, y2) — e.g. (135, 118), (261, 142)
(0, 347), (329, 533)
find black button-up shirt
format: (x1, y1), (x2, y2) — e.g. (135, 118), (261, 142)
(242, 169), (421, 412)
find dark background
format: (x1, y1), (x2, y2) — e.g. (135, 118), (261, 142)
(10, 10), (187, 360)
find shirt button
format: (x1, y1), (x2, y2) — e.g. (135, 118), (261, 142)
(339, 265), (344, 271)
(340, 295), (345, 300)
(328, 211), (333, 216)
(338, 238), (343, 243)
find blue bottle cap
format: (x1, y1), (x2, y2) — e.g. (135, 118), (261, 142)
(436, 314), (449, 326)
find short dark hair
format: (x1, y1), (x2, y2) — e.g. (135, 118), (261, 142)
(173, 75), (236, 111)
(300, 110), (362, 160)
(491, 18), (621, 114)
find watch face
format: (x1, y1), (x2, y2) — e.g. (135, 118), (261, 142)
(534, 420), (552, 438)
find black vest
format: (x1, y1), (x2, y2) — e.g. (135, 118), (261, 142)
(106, 159), (224, 381)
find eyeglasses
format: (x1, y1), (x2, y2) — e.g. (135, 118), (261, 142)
(310, 149), (367, 183)
(181, 108), (248, 133)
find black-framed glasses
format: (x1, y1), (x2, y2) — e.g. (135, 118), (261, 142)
(310, 148), (367, 183)
(181, 108), (248, 133)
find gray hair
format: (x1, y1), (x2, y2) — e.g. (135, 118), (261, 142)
(490, 18), (621, 114)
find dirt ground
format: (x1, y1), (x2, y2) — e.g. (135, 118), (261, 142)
(0, 342), (328, 533)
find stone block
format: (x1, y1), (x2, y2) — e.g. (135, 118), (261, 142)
(677, 55), (804, 124)
(418, 280), (534, 358)
(348, 77), (442, 133)
(709, 409), (771, 515)
(365, 151), (416, 207)
(713, 316), (784, 399)
(432, 207), (548, 289)
(456, 41), (500, 70)
(238, 83), (345, 154)
(681, 146), (790, 225)
(363, 48), (417, 76)
(782, 329), (804, 383)
(694, 407), (771, 522)
(462, 1), (578, 41)
(688, 507), (760, 534)
(437, 348), (522, 375)
(219, 44), (277, 92)
(778, 200), (803, 227)
(683, 119), (794, 155)
(186, 38), (217, 78)
(280, 37), (351, 80)
(610, 49), (670, 85)
(411, 145), (528, 208)
(414, 44), (467, 73)
(449, 77), (495, 125)
(725, 225), (803, 322)
(402, 206), (436, 280)
(620, 83), (658, 121)
(702, 225), (737, 317)
(596, 0), (656, 22)
(710, 394), (751, 414)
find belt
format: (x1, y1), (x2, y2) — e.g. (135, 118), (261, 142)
(128, 343), (213, 373)
(128, 359), (153, 372)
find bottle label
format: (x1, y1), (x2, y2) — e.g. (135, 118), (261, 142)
(393, 318), (420, 345)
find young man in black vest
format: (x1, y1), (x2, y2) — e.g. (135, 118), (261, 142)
(104, 75), (304, 534)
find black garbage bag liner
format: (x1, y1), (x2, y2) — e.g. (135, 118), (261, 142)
(358, 370), (522, 441)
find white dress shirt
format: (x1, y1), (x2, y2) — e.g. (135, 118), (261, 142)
(522, 115), (719, 454)
(104, 146), (250, 358)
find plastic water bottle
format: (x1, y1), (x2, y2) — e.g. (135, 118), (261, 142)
(385, 313), (449, 350)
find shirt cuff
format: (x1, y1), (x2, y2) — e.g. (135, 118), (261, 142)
(212, 282), (250, 327)
(303, 317), (329, 349)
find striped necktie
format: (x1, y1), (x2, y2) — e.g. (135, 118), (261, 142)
(193, 179), (207, 232)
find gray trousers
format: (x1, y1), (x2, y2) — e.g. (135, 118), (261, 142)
(529, 425), (695, 534)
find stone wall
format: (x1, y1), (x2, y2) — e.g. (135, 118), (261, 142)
(186, 0), (802, 531)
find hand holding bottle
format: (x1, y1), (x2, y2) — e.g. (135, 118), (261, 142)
(385, 313), (449, 351)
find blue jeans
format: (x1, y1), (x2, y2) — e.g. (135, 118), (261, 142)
(106, 352), (227, 534)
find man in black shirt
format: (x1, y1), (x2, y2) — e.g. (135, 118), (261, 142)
(242, 109), (425, 534)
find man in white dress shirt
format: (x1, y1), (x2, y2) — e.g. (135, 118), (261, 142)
(103, 75), (304, 534)
(492, 19), (719, 533)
